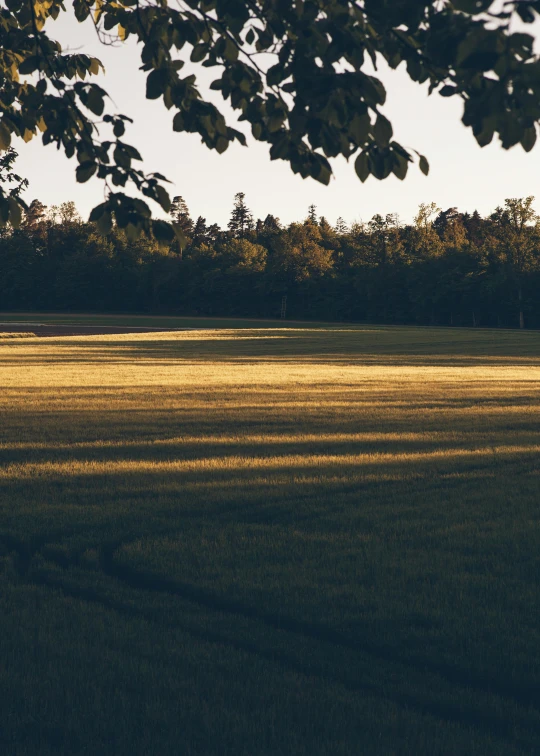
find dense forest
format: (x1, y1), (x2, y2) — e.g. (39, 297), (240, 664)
(2, 190), (540, 329)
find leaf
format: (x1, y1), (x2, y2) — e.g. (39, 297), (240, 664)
(89, 58), (102, 76)
(96, 211), (113, 235)
(521, 126), (537, 152)
(373, 114), (393, 146)
(0, 121), (12, 150)
(439, 85), (457, 97)
(154, 185), (171, 212)
(18, 56), (40, 75)
(146, 69), (168, 100)
(392, 151), (408, 180)
(76, 161), (97, 183)
(191, 44), (208, 63)
(113, 120), (125, 137)
(354, 152), (370, 182)
(94, 0), (103, 24)
(8, 197), (22, 228)
(89, 202), (109, 222)
(215, 136), (228, 153)
(223, 38), (239, 63)
(419, 154), (430, 176)
(81, 86), (105, 115)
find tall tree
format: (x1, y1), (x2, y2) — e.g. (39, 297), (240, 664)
(335, 217), (349, 235)
(491, 197), (540, 328)
(170, 196), (194, 236)
(228, 193), (254, 239)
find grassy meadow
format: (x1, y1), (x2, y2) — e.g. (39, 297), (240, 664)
(1, 322), (540, 754)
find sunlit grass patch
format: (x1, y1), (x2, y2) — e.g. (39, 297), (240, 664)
(0, 331), (36, 338)
(1, 323), (540, 755)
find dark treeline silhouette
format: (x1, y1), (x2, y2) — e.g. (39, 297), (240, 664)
(2, 192), (540, 329)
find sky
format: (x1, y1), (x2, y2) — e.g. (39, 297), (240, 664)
(12, 8), (540, 228)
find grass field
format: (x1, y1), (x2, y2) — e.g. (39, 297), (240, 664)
(0, 311), (336, 330)
(1, 322), (540, 755)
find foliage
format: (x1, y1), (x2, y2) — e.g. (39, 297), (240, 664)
(227, 191), (254, 238)
(2, 192), (540, 327)
(2, 1), (540, 235)
(0, 148), (28, 227)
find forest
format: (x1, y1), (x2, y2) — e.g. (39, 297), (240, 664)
(1, 189), (540, 329)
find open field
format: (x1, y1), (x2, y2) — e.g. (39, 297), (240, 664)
(1, 324), (540, 754)
(0, 312), (340, 331)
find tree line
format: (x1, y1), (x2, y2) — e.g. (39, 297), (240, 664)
(1, 190), (540, 329)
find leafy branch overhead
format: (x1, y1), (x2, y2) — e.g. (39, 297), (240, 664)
(2, 1), (540, 237)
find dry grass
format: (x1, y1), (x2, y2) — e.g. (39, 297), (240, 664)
(1, 325), (540, 755)
(0, 331), (36, 338)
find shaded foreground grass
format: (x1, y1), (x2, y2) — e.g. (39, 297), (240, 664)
(1, 325), (540, 755)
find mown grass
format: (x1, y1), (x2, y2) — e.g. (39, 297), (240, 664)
(1, 325), (540, 755)
(0, 311), (339, 330)
(0, 332), (36, 339)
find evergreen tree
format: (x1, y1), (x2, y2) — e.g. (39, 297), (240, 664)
(170, 196), (194, 236)
(228, 193), (254, 238)
(307, 204), (318, 223)
(263, 215), (281, 233)
(192, 216), (208, 245)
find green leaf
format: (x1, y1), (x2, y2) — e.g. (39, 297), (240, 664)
(215, 136), (229, 153)
(76, 161), (97, 183)
(154, 185), (171, 212)
(439, 85), (457, 97)
(0, 121), (12, 150)
(18, 56), (40, 75)
(8, 197), (22, 228)
(392, 151), (408, 180)
(96, 211), (113, 235)
(521, 126), (537, 152)
(419, 155), (430, 175)
(373, 114), (393, 147)
(223, 38), (239, 63)
(146, 70), (168, 100)
(89, 202), (109, 222)
(191, 44), (208, 63)
(354, 152), (370, 182)
(83, 87), (105, 116)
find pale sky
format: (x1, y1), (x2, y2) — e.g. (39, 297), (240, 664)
(13, 9), (540, 227)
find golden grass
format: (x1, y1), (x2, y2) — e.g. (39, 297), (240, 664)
(0, 331), (36, 338)
(2, 325), (540, 755)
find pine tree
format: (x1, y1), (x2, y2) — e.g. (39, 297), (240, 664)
(335, 217), (348, 235)
(307, 204), (317, 223)
(192, 216), (207, 244)
(170, 195), (194, 236)
(228, 192), (254, 238)
(263, 214), (281, 233)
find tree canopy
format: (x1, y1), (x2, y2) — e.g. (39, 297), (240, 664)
(2, 190), (540, 328)
(2, 0), (540, 238)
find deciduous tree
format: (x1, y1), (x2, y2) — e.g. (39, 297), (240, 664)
(3, 1), (540, 238)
